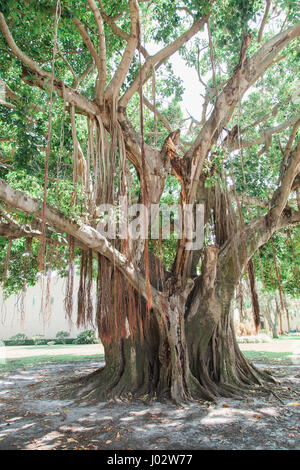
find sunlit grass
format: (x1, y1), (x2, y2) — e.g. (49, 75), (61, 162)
(0, 354), (104, 375)
(242, 350), (297, 365)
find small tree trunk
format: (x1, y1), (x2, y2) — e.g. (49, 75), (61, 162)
(265, 303), (279, 339)
(248, 259), (261, 334)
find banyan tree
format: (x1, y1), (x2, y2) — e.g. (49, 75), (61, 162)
(0, 0), (299, 403)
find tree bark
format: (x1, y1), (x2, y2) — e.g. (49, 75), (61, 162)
(70, 245), (275, 404)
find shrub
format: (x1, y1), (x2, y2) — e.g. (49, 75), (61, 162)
(73, 330), (96, 344)
(32, 334), (46, 345)
(55, 331), (70, 344)
(237, 333), (272, 344)
(9, 333), (28, 345)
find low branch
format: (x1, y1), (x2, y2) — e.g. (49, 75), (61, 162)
(219, 204), (300, 283)
(0, 179), (163, 309)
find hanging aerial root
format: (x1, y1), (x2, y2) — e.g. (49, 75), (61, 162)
(248, 258), (261, 333)
(77, 249), (87, 327)
(2, 238), (12, 283)
(39, 1), (61, 272)
(96, 254), (115, 343)
(64, 235), (75, 322)
(76, 248), (94, 328)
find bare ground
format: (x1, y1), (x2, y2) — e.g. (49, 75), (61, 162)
(0, 360), (300, 450)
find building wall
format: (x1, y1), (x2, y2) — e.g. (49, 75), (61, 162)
(0, 274), (96, 340)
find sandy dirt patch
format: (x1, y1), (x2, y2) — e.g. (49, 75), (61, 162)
(0, 360), (299, 450)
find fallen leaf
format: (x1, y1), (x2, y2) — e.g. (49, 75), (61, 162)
(106, 440), (112, 445)
(222, 404), (229, 408)
(291, 402), (300, 406)
(115, 433), (120, 440)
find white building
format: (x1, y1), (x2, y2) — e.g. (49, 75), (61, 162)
(0, 273), (96, 341)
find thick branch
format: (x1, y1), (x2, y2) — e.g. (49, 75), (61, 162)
(73, 17), (103, 78)
(185, 22), (300, 204)
(219, 139), (300, 278)
(219, 205), (300, 283)
(119, 15), (208, 107)
(0, 13), (99, 116)
(258, 0), (272, 43)
(0, 13), (50, 79)
(0, 179), (163, 309)
(268, 138), (300, 226)
(226, 115), (300, 152)
(105, 0), (139, 100)
(87, 0), (107, 103)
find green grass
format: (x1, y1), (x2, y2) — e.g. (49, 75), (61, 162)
(276, 334), (300, 341)
(243, 350), (300, 365)
(1, 339), (299, 375)
(0, 354), (104, 375)
(11, 344), (93, 350)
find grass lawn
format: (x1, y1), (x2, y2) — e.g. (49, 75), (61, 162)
(1, 335), (299, 375)
(10, 344), (96, 350)
(276, 333), (300, 340)
(0, 353), (104, 375)
(242, 350), (299, 365)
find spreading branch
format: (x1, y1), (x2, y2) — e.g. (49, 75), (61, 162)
(0, 179), (163, 309)
(185, 22), (300, 204)
(105, 0), (139, 100)
(119, 15), (208, 107)
(257, 0), (272, 43)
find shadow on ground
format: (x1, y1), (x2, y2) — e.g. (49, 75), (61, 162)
(0, 361), (299, 450)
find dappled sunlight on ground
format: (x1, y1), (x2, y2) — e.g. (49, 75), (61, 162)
(0, 361), (299, 450)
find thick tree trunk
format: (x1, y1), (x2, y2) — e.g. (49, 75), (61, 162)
(72, 247), (275, 404)
(185, 248), (275, 398)
(75, 293), (208, 403)
(75, 312), (164, 402)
